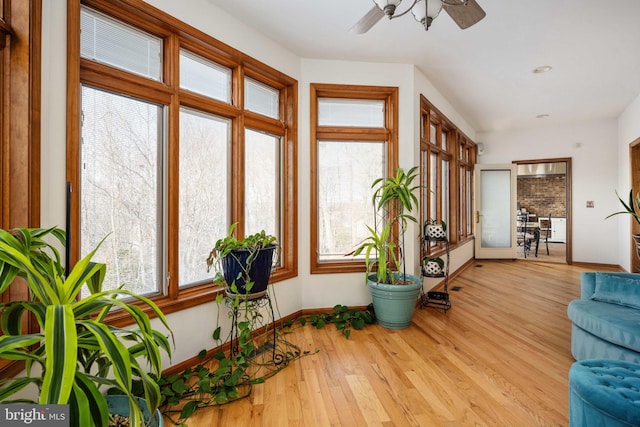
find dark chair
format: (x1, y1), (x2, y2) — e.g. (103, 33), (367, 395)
(538, 215), (551, 256)
(517, 213), (534, 258)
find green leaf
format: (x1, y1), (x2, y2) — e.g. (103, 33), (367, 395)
(352, 318), (366, 330)
(180, 400), (199, 419)
(80, 320), (132, 393)
(70, 371), (109, 427)
(0, 378), (38, 401)
(40, 305), (77, 404)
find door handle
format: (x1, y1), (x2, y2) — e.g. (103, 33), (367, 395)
(476, 211), (480, 223)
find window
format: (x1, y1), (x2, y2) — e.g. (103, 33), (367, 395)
(420, 95), (476, 254)
(68, 0), (297, 321)
(80, 86), (163, 297)
(310, 84), (398, 273)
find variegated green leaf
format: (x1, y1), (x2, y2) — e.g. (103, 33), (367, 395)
(0, 377), (38, 401)
(80, 320), (132, 392)
(70, 371), (109, 427)
(40, 305), (77, 404)
(0, 334), (43, 353)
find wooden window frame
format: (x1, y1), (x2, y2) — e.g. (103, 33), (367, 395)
(67, 0), (297, 325)
(310, 83), (398, 274)
(0, 0), (42, 378)
(420, 95), (476, 256)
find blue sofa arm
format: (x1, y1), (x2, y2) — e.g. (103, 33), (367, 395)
(580, 272), (596, 299)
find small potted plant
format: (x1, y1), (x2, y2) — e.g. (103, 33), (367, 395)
(425, 219), (447, 240)
(351, 166), (423, 330)
(606, 189), (640, 258)
(422, 256), (445, 277)
(206, 223), (278, 299)
(0, 227), (172, 427)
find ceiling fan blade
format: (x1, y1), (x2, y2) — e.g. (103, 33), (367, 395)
(350, 6), (385, 34)
(443, 0), (486, 29)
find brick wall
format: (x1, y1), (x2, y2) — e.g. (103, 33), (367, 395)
(517, 175), (566, 217)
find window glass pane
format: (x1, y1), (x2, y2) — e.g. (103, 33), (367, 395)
(245, 129), (280, 241)
(245, 78), (279, 119)
(459, 168), (465, 234)
(442, 130), (448, 150)
(466, 170), (472, 234)
(318, 98), (384, 127)
(318, 141), (385, 261)
(180, 49), (231, 102)
(442, 159), (450, 238)
(80, 86), (162, 296)
(421, 151), (429, 227)
(81, 7), (162, 81)
(430, 152), (437, 221)
(430, 123), (437, 145)
(179, 108), (230, 286)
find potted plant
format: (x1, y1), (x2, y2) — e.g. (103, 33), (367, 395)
(425, 219), (447, 240)
(206, 223), (278, 299)
(0, 227), (172, 427)
(351, 166), (423, 330)
(606, 189), (640, 258)
(422, 256), (445, 277)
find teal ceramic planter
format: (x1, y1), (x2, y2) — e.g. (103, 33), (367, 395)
(106, 395), (164, 427)
(367, 273), (422, 330)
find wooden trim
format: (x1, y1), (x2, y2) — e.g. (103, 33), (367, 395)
(631, 139), (640, 272)
(0, 0), (42, 379)
(419, 94), (476, 250)
(309, 83), (399, 274)
(68, 0), (298, 324)
(513, 157), (573, 264)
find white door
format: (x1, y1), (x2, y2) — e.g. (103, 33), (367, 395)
(474, 164), (517, 259)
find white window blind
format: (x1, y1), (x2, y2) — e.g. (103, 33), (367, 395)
(180, 49), (231, 103)
(80, 7), (162, 81)
(245, 78), (279, 119)
(318, 98), (384, 127)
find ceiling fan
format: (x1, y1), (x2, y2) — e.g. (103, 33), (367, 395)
(351, 0), (486, 33)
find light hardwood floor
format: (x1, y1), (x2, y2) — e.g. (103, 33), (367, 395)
(175, 260), (619, 427)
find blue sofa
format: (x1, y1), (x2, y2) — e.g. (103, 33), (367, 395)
(567, 272), (640, 363)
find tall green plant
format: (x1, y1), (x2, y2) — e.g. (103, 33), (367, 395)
(606, 190), (640, 226)
(352, 166), (421, 284)
(0, 227), (172, 427)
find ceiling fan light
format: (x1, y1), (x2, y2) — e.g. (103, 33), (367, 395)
(374, 0), (403, 18)
(441, 0), (468, 5)
(411, 0), (442, 29)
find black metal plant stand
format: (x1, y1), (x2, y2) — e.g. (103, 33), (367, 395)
(225, 292), (284, 364)
(420, 233), (451, 312)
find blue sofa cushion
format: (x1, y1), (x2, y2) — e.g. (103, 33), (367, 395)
(568, 299), (640, 353)
(591, 272), (640, 309)
(569, 359), (640, 426)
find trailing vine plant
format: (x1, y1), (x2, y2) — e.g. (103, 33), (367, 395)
(154, 302), (375, 425)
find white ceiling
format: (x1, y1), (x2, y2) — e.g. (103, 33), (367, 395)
(206, 0), (640, 133)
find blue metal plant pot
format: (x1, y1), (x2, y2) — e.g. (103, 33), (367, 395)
(367, 273), (422, 330)
(221, 245), (276, 298)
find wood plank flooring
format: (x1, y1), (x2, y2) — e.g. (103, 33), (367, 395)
(175, 260), (620, 427)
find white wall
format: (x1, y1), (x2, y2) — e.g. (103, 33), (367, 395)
(41, 0), (476, 368)
(617, 93), (640, 271)
(478, 119), (619, 265)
